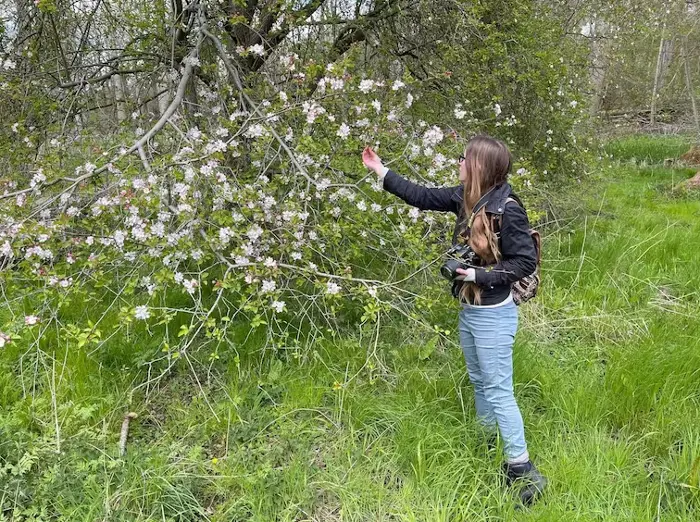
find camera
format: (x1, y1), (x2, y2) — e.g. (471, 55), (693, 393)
(440, 244), (480, 280)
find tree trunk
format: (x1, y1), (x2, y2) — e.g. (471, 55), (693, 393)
(113, 74), (128, 123)
(682, 40), (700, 139)
(588, 21), (608, 117)
(651, 35), (674, 125)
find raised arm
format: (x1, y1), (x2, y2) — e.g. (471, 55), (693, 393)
(362, 147), (461, 214)
(382, 170), (460, 213)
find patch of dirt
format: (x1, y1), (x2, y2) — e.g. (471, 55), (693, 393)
(680, 145), (700, 166)
(685, 171), (700, 189)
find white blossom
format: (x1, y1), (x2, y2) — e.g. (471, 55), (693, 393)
(302, 101), (326, 124)
(326, 281), (341, 295)
(183, 279), (198, 294)
(1, 241), (13, 258)
(359, 79), (375, 94)
(247, 224), (263, 242)
(135, 305), (150, 320)
(113, 230), (126, 248)
(182, 55), (201, 67)
(248, 44), (265, 56)
(271, 300), (286, 313)
(30, 169), (46, 188)
(422, 126), (444, 148)
(337, 123), (351, 140)
(245, 123), (268, 139)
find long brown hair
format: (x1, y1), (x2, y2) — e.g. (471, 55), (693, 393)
(459, 136), (512, 304)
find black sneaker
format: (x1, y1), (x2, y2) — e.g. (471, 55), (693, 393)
(502, 460), (548, 506)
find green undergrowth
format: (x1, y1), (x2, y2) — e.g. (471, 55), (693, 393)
(3, 136), (700, 520)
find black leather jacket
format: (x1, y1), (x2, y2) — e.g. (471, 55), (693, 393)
(382, 169), (537, 305)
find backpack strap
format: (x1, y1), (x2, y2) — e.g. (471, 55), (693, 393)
(499, 197), (541, 266)
(494, 197), (520, 232)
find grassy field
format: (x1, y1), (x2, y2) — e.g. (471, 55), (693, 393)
(2, 136), (700, 521)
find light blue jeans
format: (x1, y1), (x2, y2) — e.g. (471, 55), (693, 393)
(458, 299), (528, 460)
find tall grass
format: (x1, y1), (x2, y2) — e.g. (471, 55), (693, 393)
(3, 135), (700, 520)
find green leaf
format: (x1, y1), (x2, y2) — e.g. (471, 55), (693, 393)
(418, 335), (439, 361)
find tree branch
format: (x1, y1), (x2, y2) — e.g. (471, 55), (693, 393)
(0, 31), (204, 201)
(202, 27), (316, 184)
(57, 68), (147, 89)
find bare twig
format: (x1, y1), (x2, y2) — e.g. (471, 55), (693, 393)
(57, 68), (147, 89)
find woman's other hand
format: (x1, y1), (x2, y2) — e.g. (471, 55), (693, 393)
(455, 268), (476, 282)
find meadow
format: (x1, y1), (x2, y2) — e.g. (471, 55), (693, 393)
(2, 135), (700, 521)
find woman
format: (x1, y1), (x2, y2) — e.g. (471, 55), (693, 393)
(362, 135), (547, 506)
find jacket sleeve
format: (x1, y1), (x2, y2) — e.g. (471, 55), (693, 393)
(474, 202), (537, 288)
(382, 169), (461, 214)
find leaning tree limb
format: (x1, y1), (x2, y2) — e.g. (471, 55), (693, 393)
(0, 30), (205, 202)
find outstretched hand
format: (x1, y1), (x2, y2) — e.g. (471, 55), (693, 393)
(362, 146), (384, 174)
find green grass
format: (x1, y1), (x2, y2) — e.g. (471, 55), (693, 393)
(604, 134), (696, 164)
(4, 137), (700, 520)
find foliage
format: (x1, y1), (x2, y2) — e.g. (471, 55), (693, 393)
(3, 150), (700, 519)
(0, 0), (590, 397)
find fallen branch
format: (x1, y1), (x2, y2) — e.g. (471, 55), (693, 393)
(118, 412), (138, 456)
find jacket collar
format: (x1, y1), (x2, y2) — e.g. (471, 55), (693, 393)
(451, 182), (513, 216)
